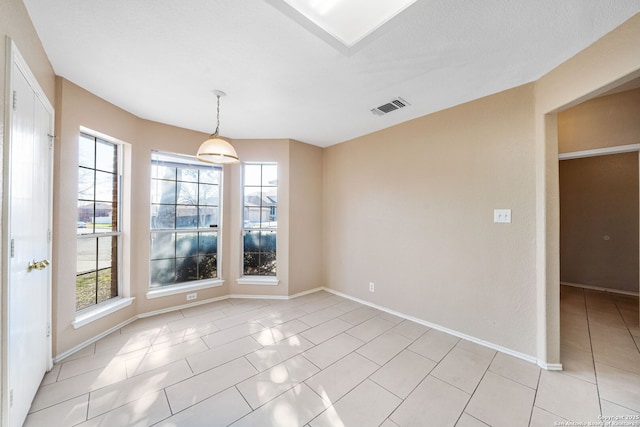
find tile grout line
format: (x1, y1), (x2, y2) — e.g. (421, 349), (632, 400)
(613, 295), (640, 354)
(526, 361), (543, 426)
(454, 348), (498, 425)
(584, 287), (604, 418)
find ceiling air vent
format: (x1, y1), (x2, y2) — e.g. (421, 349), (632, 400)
(371, 97), (410, 116)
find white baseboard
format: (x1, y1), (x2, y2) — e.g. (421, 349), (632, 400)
(538, 362), (563, 371)
(561, 281), (639, 297)
(53, 316), (138, 363)
(321, 287), (556, 370)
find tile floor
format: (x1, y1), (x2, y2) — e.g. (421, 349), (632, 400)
(24, 286), (640, 426)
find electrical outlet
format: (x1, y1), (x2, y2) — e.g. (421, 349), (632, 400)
(186, 293), (197, 301)
(369, 282), (375, 292)
(493, 209), (512, 223)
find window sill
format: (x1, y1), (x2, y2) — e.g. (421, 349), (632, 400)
(146, 279), (224, 299)
(72, 297), (135, 329)
(237, 277), (280, 286)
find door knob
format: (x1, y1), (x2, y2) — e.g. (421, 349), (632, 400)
(28, 259), (50, 272)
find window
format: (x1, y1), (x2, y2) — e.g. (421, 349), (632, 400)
(242, 163), (277, 276)
(150, 152), (221, 287)
(76, 133), (121, 311)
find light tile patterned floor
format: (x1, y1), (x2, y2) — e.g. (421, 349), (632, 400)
(24, 286), (640, 426)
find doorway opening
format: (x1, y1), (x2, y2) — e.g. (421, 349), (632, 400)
(556, 82), (640, 374)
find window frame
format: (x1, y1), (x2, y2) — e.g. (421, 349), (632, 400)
(75, 132), (123, 313)
(147, 151), (224, 297)
(239, 162), (279, 284)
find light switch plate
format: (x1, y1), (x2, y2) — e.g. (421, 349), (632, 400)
(494, 209), (511, 223)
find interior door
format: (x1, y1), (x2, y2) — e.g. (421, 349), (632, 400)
(4, 42), (53, 427)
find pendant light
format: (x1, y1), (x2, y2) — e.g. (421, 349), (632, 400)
(196, 90), (239, 164)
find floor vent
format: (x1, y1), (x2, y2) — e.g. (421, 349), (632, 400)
(371, 97), (410, 116)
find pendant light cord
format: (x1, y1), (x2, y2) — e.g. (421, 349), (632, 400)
(214, 95), (221, 136)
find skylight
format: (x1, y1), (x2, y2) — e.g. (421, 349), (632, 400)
(278, 0), (417, 49)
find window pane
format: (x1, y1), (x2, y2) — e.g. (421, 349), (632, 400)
(95, 171), (116, 202)
(76, 238), (97, 310)
(76, 271), (97, 311)
(261, 231), (277, 254)
(96, 268), (113, 304)
(200, 169), (219, 185)
(96, 140), (116, 172)
(152, 205), (176, 229)
(199, 233), (217, 254)
(77, 238), (97, 277)
(266, 207), (277, 229)
(77, 201), (93, 235)
(78, 168), (94, 200)
(259, 252), (277, 276)
(262, 164), (277, 186)
(198, 255), (217, 279)
(97, 235), (117, 304)
(177, 168), (198, 183)
(198, 207), (218, 228)
(177, 182), (198, 205)
(199, 184), (219, 206)
(79, 135), (95, 169)
(93, 202), (114, 233)
(176, 232), (198, 258)
(243, 207), (261, 229)
(97, 236), (113, 269)
(244, 187), (262, 206)
(262, 191), (277, 228)
(176, 256), (198, 283)
(153, 164), (176, 181)
(244, 164), (262, 186)
(151, 259), (175, 286)
(243, 252), (260, 276)
(151, 179), (176, 204)
(176, 205), (198, 228)
(151, 232), (175, 260)
(243, 230), (260, 252)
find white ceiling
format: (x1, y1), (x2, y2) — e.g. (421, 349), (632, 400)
(23, 0), (640, 147)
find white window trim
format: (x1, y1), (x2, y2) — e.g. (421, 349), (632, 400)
(146, 278), (224, 299)
(237, 276), (280, 286)
(72, 297), (135, 329)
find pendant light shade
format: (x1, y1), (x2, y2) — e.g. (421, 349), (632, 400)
(197, 136), (239, 164)
(196, 91), (239, 164)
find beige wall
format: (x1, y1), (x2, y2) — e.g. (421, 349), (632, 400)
(535, 12), (640, 366)
(560, 153), (639, 293)
(558, 88), (640, 153)
(289, 140), (324, 296)
(324, 84), (538, 356)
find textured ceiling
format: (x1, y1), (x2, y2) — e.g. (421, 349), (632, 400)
(23, 0), (640, 147)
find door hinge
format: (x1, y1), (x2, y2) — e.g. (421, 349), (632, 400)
(48, 133), (55, 149)
(48, 229), (52, 242)
(9, 389), (13, 407)
(12, 91), (17, 111)
(46, 322), (51, 338)
(10, 239), (15, 258)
